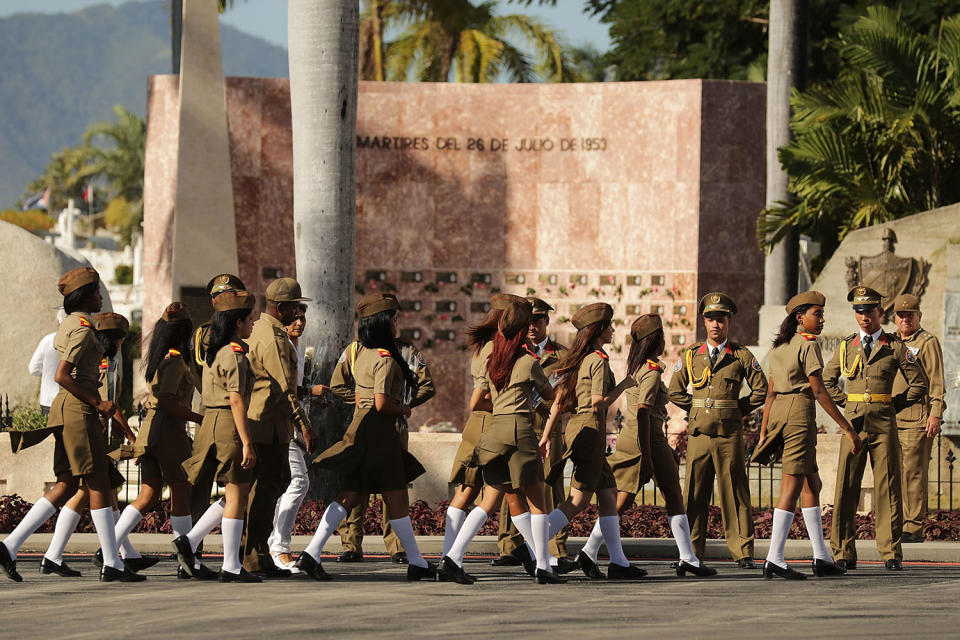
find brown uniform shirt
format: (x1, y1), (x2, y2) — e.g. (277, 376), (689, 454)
(892, 328), (946, 428)
(98, 355), (122, 403)
(477, 348), (552, 415)
(330, 339), (435, 408)
(202, 341), (253, 409)
(354, 347), (405, 409)
(144, 352), (195, 415)
(770, 332), (823, 396)
(246, 313), (309, 444)
(55, 312), (103, 393)
(574, 350), (614, 414)
(625, 359), (669, 427)
(473, 342), (493, 390)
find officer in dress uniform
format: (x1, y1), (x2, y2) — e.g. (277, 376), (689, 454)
(823, 286), (926, 570)
(891, 294), (947, 543)
(667, 292), (767, 567)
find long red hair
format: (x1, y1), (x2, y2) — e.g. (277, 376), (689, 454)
(486, 301), (532, 392)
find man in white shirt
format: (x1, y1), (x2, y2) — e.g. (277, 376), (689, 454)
(28, 310), (65, 413)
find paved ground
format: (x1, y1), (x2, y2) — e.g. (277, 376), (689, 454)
(1, 552), (958, 639)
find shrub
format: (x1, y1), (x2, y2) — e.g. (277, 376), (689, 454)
(11, 403), (49, 431)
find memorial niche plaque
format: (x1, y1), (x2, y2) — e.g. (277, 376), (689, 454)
(625, 304), (643, 315)
(436, 272), (458, 284)
(262, 267), (283, 279)
(672, 334), (686, 345)
(569, 304), (584, 313)
(401, 271), (423, 283)
(400, 328), (422, 341)
(505, 273), (526, 285)
(436, 300), (457, 312)
(401, 300), (422, 312)
(435, 329), (456, 341)
(599, 275), (616, 285)
(570, 274), (588, 285)
(470, 301), (491, 313)
(673, 304), (687, 316)
(844, 229), (930, 321)
(626, 275), (643, 286)
(651, 275), (665, 286)
(651, 304), (665, 315)
(539, 273), (558, 285)
(365, 270), (387, 282)
(471, 273), (492, 285)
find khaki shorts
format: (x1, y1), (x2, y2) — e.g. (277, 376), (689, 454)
(476, 414), (544, 488)
(448, 411), (492, 488)
(548, 412), (616, 493)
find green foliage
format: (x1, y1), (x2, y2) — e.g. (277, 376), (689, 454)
(114, 264), (134, 285)
(0, 209), (54, 233)
(12, 403), (48, 431)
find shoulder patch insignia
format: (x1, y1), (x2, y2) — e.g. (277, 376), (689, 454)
(647, 359), (662, 371)
(79, 317), (91, 328)
(416, 352), (427, 366)
(905, 349), (916, 364)
(751, 358), (762, 372)
(376, 348), (391, 357)
(799, 332), (816, 341)
(230, 341), (245, 354)
(674, 360), (682, 372)
(523, 344), (539, 359)
(593, 349), (609, 360)
(167, 348), (181, 358)
(99, 358), (109, 371)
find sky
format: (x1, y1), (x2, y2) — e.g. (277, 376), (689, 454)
(0, 0), (612, 52)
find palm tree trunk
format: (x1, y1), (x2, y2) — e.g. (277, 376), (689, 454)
(372, 0), (385, 82)
(288, 0), (359, 501)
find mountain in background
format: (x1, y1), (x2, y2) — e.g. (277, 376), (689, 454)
(0, 0), (288, 207)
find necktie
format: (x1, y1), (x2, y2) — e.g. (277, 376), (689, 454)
(710, 347), (719, 367)
(863, 335), (873, 359)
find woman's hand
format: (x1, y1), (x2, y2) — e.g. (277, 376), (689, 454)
(302, 428), (318, 455)
(639, 455), (654, 485)
(845, 429), (862, 455)
(538, 437), (551, 461)
(241, 442), (257, 469)
(757, 428), (767, 446)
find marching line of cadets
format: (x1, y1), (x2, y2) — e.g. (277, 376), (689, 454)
(0, 267), (944, 584)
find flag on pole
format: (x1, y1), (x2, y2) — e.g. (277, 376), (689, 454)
(82, 184), (92, 203)
(22, 188), (49, 211)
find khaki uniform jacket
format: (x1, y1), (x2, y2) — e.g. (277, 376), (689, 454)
(574, 350), (614, 413)
(477, 347), (552, 415)
(330, 339), (435, 409)
(667, 342), (767, 436)
(354, 348), (405, 408)
(246, 314), (309, 444)
(892, 328), (946, 428)
(202, 340), (253, 409)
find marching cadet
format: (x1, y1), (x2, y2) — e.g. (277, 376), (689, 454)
(752, 292), (861, 579)
(667, 292), (767, 568)
(891, 294), (946, 543)
(824, 286), (926, 570)
(331, 297), (436, 564)
(492, 297), (573, 572)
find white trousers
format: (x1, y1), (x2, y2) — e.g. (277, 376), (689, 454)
(267, 441), (310, 554)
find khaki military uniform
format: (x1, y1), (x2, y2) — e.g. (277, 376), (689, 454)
(98, 354), (129, 489)
(668, 341), (767, 561)
(188, 323), (220, 527)
(334, 339), (435, 555)
(448, 345), (494, 489)
(823, 331), (926, 562)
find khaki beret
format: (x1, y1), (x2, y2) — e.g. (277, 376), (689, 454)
(94, 312), (129, 334)
(500, 300), (533, 337)
(526, 297), (555, 316)
(212, 290), (256, 312)
(893, 294), (920, 313)
(57, 267), (99, 296)
(572, 302), (614, 330)
(206, 273), (246, 296)
(162, 302), (191, 323)
(630, 314), (663, 341)
(357, 292), (400, 318)
(847, 285), (882, 311)
(698, 292), (737, 316)
(785, 290), (826, 315)
(266, 277), (311, 303)
(491, 293), (526, 311)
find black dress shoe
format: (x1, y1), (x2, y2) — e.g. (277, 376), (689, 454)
(195, 563), (219, 580)
(535, 568), (567, 584)
(902, 532), (925, 543)
(736, 558), (758, 569)
(763, 561), (806, 580)
(0, 544), (22, 582)
(337, 550), (364, 563)
(675, 560), (717, 577)
(39, 557), (81, 577)
(177, 565), (192, 580)
(555, 556), (579, 574)
(257, 563), (293, 579)
(406, 561), (436, 581)
(435, 556), (476, 585)
(607, 563), (648, 580)
(511, 545), (536, 576)
(100, 564), (147, 582)
(490, 555), (522, 567)
(124, 556), (161, 573)
(835, 559), (857, 571)
(885, 559), (903, 571)
(811, 558), (846, 577)
(92, 548), (104, 568)
(219, 567), (263, 583)
(392, 552), (409, 565)
(296, 551), (332, 581)
(171, 536), (196, 578)
(576, 551), (604, 580)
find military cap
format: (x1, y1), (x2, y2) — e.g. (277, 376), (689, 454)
(266, 277), (311, 303)
(162, 302), (191, 323)
(206, 273), (246, 296)
(491, 293), (526, 311)
(500, 299), (533, 337)
(572, 302), (614, 330)
(526, 297), (555, 317)
(698, 292), (737, 316)
(212, 290), (256, 312)
(95, 312), (129, 334)
(785, 290), (826, 315)
(357, 292), (400, 318)
(57, 267), (99, 296)
(630, 314), (663, 341)
(893, 293), (921, 313)
(847, 285), (882, 312)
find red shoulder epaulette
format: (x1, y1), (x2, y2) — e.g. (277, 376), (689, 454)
(79, 317), (92, 328)
(167, 348), (182, 358)
(230, 341), (245, 353)
(799, 332), (816, 341)
(647, 359), (662, 371)
(523, 344), (539, 359)
(99, 358), (109, 371)
(593, 350), (609, 360)
(376, 348), (391, 357)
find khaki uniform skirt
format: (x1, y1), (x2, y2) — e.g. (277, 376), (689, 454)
(112, 409), (192, 484)
(182, 408), (253, 484)
(476, 414), (543, 488)
(547, 412), (616, 492)
(48, 392), (108, 477)
(314, 407), (425, 494)
(448, 410), (493, 488)
(751, 393), (818, 475)
(608, 415), (680, 496)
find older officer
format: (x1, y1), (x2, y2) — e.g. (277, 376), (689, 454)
(241, 277), (318, 576)
(823, 286), (926, 570)
(891, 294), (946, 543)
(668, 292), (767, 568)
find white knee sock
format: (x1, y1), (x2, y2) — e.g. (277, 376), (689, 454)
(187, 498), (225, 552)
(510, 511), (536, 559)
(114, 505), (143, 549)
(669, 514), (699, 566)
(303, 501), (348, 560)
(43, 506), (81, 565)
(2, 497), (56, 560)
(113, 508), (141, 559)
(220, 517), (244, 574)
(581, 519), (604, 562)
(389, 516), (427, 568)
(170, 515), (193, 538)
(802, 506), (832, 562)
(531, 514), (551, 572)
(442, 506), (467, 557)
(765, 508), (794, 569)
(598, 515), (629, 567)
(446, 507), (488, 566)
(547, 509), (568, 539)
(91, 507), (123, 570)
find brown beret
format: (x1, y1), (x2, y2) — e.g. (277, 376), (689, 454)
(357, 292), (400, 318)
(893, 294), (920, 313)
(162, 302), (191, 323)
(266, 277), (311, 303)
(698, 292), (737, 316)
(847, 285), (882, 311)
(572, 302), (614, 330)
(526, 297), (554, 316)
(491, 293), (526, 311)
(499, 300), (533, 338)
(57, 267), (99, 296)
(785, 290), (826, 315)
(630, 314), (663, 341)
(95, 312), (129, 334)
(212, 290), (256, 312)
(206, 273), (246, 296)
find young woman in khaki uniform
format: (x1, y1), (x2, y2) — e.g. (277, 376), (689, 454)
(541, 303), (646, 580)
(295, 293), (435, 582)
(173, 290), (260, 582)
(752, 291), (862, 579)
(437, 300), (561, 585)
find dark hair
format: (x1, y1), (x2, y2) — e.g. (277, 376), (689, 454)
(206, 308), (253, 367)
(95, 329), (125, 359)
(486, 304), (531, 392)
(63, 282), (99, 314)
(554, 320), (611, 409)
(144, 316), (195, 382)
(465, 308), (503, 355)
(772, 304), (813, 348)
(358, 309), (418, 390)
(626, 329), (664, 378)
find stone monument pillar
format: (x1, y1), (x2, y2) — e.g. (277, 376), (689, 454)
(944, 238), (960, 432)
